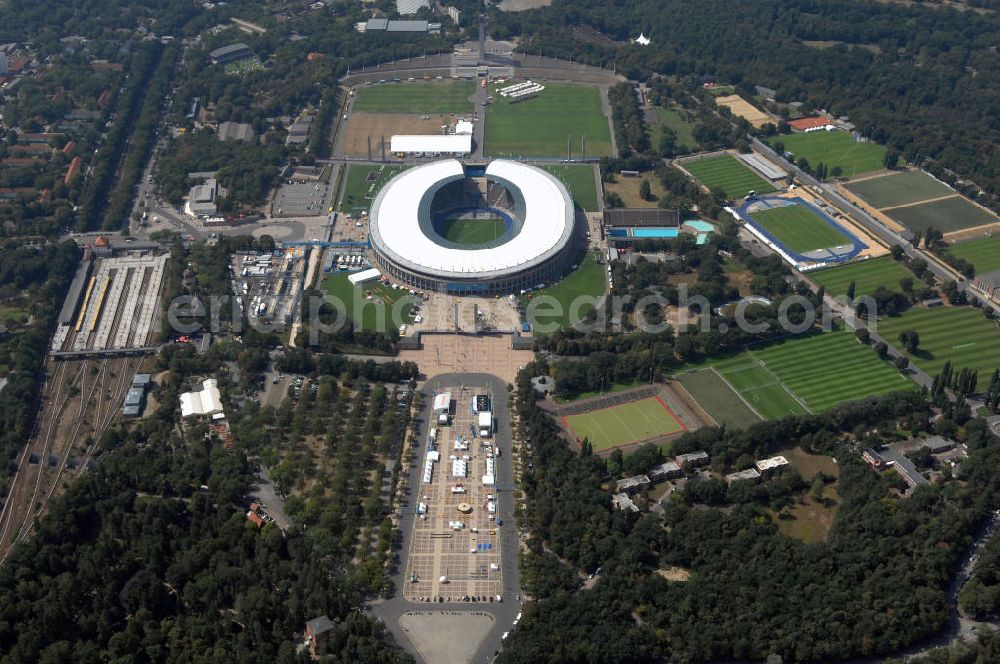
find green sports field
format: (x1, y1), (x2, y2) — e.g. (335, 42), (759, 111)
(884, 196), (998, 235)
(485, 83), (613, 158)
(750, 204), (849, 253)
(342, 164), (407, 210)
(435, 217), (506, 244)
(542, 165), (599, 211)
(653, 107), (699, 151)
(683, 154), (775, 198)
(563, 396), (684, 451)
(874, 306), (1000, 376)
(771, 131), (885, 177)
(945, 235), (1000, 274)
(844, 171), (954, 209)
(524, 253), (606, 330)
(677, 329), (911, 419)
(675, 369), (761, 429)
(811, 257), (927, 298)
(353, 80), (474, 114)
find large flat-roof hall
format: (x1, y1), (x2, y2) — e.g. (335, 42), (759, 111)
(368, 159), (576, 295)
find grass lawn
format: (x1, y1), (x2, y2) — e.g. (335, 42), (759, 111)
(524, 252), (606, 330)
(652, 106), (699, 152)
(341, 164), (408, 211)
(946, 235), (1000, 274)
(436, 217), (506, 244)
(353, 80), (474, 114)
(884, 196), (998, 235)
(771, 131), (885, 177)
(675, 368), (762, 429)
(811, 257), (927, 298)
(562, 396), (684, 452)
(774, 484), (839, 543)
(875, 306), (1000, 375)
(604, 172), (669, 208)
(541, 165), (599, 211)
(750, 204), (850, 254)
(321, 272), (414, 332)
(485, 82), (613, 158)
(683, 154), (775, 198)
(844, 171), (954, 209)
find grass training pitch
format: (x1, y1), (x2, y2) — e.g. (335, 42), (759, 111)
(485, 83), (613, 158)
(811, 257), (927, 298)
(771, 131), (885, 177)
(342, 165), (407, 210)
(675, 369), (761, 428)
(750, 204), (849, 253)
(884, 196), (998, 235)
(542, 165), (599, 211)
(683, 154), (775, 198)
(435, 217), (506, 245)
(321, 272), (414, 331)
(682, 329), (910, 419)
(562, 396), (684, 451)
(523, 252), (606, 329)
(653, 106), (699, 151)
(946, 235), (1000, 274)
(844, 171), (954, 209)
(874, 306), (1000, 376)
(353, 80), (474, 114)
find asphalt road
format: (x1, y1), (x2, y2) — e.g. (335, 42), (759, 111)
(372, 373), (523, 664)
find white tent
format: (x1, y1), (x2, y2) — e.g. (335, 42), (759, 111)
(180, 378), (223, 418)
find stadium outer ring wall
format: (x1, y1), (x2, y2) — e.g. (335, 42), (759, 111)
(368, 161), (577, 295)
(734, 195), (866, 266)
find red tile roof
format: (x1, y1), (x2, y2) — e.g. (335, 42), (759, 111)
(787, 116), (831, 131)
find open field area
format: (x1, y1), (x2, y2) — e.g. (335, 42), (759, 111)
(653, 107), (699, 151)
(810, 257), (926, 297)
(715, 94), (771, 128)
(485, 83), (613, 158)
(884, 196), (999, 235)
(675, 369), (762, 429)
(771, 131), (885, 177)
(604, 171), (669, 208)
(682, 329), (910, 419)
(341, 164), (407, 210)
(340, 113), (448, 158)
(321, 272), (414, 331)
(683, 154), (775, 198)
(436, 217), (506, 244)
(844, 170), (954, 208)
(750, 204), (849, 253)
(875, 306), (1000, 375)
(523, 252), (606, 329)
(945, 235), (1000, 274)
(562, 396), (684, 452)
(541, 165), (599, 211)
(774, 447), (841, 543)
(353, 80), (474, 114)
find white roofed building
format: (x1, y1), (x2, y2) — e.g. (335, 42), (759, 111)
(180, 378), (224, 418)
(390, 134), (472, 155)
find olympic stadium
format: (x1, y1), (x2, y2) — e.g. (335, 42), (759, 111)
(368, 159), (577, 295)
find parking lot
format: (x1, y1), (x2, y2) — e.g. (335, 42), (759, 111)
(404, 386), (503, 603)
(272, 181), (332, 217)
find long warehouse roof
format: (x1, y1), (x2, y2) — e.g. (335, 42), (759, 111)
(369, 159), (573, 278)
(389, 134), (472, 154)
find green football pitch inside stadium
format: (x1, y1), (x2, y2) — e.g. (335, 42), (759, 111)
(874, 306), (1000, 376)
(435, 217), (506, 245)
(810, 257), (927, 298)
(563, 396), (684, 452)
(485, 83), (613, 157)
(770, 131), (886, 177)
(683, 154), (775, 198)
(352, 80), (474, 114)
(750, 204), (848, 254)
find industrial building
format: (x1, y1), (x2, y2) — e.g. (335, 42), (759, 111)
(209, 43), (252, 65)
(389, 134), (472, 156)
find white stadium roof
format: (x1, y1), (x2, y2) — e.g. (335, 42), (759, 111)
(369, 159), (573, 278)
(390, 134), (472, 154)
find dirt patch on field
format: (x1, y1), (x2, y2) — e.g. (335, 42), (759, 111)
(342, 112), (452, 157)
(714, 94), (772, 128)
(398, 333), (532, 385)
(604, 173), (668, 208)
(657, 566), (691, 582)
(498, 0), (552, 10)
(946, 220), (1000, 243)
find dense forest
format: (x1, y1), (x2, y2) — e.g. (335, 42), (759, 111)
(501, 361), (1000, 662)
(494, 0), (1000, 206)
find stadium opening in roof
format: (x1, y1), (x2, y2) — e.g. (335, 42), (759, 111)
(368, 159), (577, 295)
